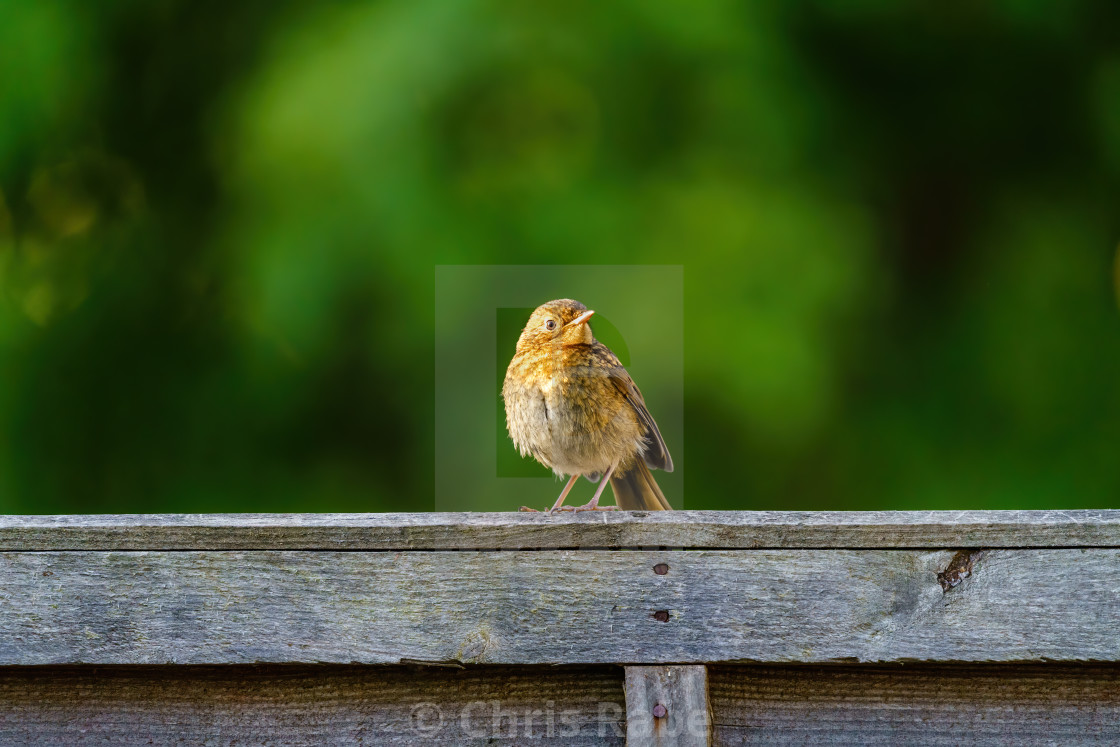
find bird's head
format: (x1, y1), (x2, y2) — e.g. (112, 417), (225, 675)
(516, 298), (595, 351)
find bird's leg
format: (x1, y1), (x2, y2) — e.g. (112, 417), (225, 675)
(520, 473), (580, 512)
(547, 473), (582, 513)
(562, 463), (618, 512)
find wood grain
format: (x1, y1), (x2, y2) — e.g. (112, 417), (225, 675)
(625, 665), (711, 746)
(0, 664), (625, 746)
(0, 510), (1117, 550)
(6, 662), (1116, 745)
(4, 548), (1118, 665)
(709, 664), (1120, 745)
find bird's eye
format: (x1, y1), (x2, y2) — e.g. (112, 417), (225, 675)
(545, 319), (557, 331)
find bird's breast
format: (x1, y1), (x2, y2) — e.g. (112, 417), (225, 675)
(502, 349), (645, 477)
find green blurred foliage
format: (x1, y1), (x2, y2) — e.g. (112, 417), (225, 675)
(0, 0), (1117, 512)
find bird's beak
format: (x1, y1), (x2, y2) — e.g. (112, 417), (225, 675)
(565, 310), (595, 328)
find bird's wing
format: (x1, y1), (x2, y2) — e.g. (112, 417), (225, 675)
(610, 371), (673, 472)
(592, 342), (672, 473)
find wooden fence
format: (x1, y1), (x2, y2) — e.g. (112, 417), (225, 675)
(1, 510), (1118, 744)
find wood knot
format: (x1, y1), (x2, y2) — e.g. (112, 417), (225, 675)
(938, 550), (984, 592)
(457, 629), (493, 662)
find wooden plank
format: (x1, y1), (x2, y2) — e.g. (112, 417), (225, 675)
(709, 664), (1120, 745)
(0, 664), (625, 745)
(3, 548), (1118, 665)
(625, 665), (711, 746)
(0, 510), (1118, 551)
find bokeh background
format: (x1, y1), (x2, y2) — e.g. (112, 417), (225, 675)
(1, 1), (1118, 513)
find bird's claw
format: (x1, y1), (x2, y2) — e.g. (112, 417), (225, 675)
(523, 503), (620, 514)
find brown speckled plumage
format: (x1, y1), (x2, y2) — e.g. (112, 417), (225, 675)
(502, 299), (673, 511)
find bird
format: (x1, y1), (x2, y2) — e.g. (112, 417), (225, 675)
(502, 298), (673, 512)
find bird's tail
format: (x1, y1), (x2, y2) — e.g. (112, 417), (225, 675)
(610, 461), (672, 511)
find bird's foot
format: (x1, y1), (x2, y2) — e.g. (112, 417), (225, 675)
(554, 503), (618, 513)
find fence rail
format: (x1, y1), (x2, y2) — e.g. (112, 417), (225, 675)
(2, 510), (1118, 745)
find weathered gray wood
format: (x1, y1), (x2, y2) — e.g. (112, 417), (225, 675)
(0, 510), (1118, 550)
(6, 662), (1117, 746)
(709, 664), (1120, 745)
(0, 664), (625, 745)
(625, 665), (711, 746)
(4, 548), (1118, 665)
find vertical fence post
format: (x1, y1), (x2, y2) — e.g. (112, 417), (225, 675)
(624, 665), (712, 746)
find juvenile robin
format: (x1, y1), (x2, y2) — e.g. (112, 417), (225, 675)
(502, 299), (673, 512)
